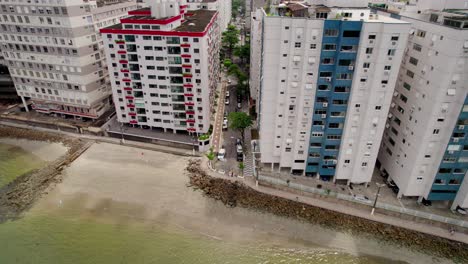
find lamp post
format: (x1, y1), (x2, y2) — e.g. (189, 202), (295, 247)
(120, 123), (125, 144)
(371, 183), (386, 215)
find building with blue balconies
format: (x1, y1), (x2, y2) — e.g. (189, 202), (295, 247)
(250, 0), (410, 184)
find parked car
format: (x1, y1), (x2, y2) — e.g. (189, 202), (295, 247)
(237, 94), (242, 103)
(225, 98), (229, 105)
(353, 194), (369, 203)
(456, 206), (467, 215)
(222, 117), (228, 130)
(217, 148), (226, 161)
(237, 102), (241, 109)
(236, 144), (243, 153)
(236, 138), (242, 145)
(227, 79), (232, 84)
(226, 91), (230, 97)
(237, 152), (243, 162)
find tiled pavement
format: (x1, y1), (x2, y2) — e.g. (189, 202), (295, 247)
(212, 74), (227, 153)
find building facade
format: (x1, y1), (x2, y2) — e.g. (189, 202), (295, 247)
(101, 0), (220, 134)
(186, 0), (231, 31)
(374, 1), (468, 207)
(251, 0), (409, 183)
(0, 0), (137, 119)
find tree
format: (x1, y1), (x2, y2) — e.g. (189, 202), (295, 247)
(228, 112), (253, 142)
(223, 59), (233, 69)
(234, 44), (250, 64)
(227, 64), (241, 77)
(206, 147), (215, 167)
(238, 162), (245, 176)
(222, 25), (239, 57)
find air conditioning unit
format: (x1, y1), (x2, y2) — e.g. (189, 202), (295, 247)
(459, 125), (465, 130)
(321, 114), (327, 118)
(364, 69), (368, 73)
(348, 66), (354, 71)
(369, 40), (374, 44)
(322, 102), (328, 107)
(454, 138), (459, 143)
(392, 41), (396, 45)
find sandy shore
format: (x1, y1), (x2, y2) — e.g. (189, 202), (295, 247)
(27, 142), (453, 264)
(0, 138), (67, 162)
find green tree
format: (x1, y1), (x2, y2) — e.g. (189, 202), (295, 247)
(228, 112), (253, 142)
(223, 59), (233, 69)
(234, 44), (250, 64)
(227, 64), (241, 76)
(222, 25), (239, 57)
(206, 147), (215, 167)
(238, 162), (245, 176)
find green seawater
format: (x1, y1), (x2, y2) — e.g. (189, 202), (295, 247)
(0, 143), (45, 188)
(0, 211), (394, 264)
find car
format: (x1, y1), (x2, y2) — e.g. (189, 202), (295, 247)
(236, 138), (241, 145)
(225, 98), (229, 105)
(217, 148), (226, 161)
(353, 194), (370, 203)
(237, 94), (242, 103)
(421, 198), (432, 206)
(456, 206), (467, 215)
(226, 91), (230, 97)
(222, 118), (228, 130)
(237, 102), (241, 109)
(236, 152), (243, 161)
(236, 144), (243, 153)
(227, 79), (232, 84)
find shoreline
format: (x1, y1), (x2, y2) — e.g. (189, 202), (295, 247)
(186, 159), (468, 262)
(0, 126), (90, 222)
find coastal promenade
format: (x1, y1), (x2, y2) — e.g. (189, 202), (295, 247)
(201, 157), (468, 244)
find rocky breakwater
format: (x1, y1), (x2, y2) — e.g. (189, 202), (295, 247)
(0, 126), (90, 221)
(186, 159), (468, 263)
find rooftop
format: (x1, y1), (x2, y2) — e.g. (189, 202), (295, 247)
(102, 9), (217, 33)
(175, 10), (217, 32)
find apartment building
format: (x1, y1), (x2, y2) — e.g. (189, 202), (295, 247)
(101, 0), (220, 134)
(0, 0), (137, 119)
(250, 0), (410, 183)
(186, 0), (231, 31)
(374, 1), (468, 208)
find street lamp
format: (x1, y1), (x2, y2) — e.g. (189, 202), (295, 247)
(371, 183), (386, 215)
(120, 123), (125, 144)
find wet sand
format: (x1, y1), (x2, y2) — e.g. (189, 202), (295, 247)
(0, 138), (67, 162)
(26, 142), (452, 264)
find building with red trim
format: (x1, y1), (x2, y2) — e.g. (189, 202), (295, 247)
(101, 1), (220, 134)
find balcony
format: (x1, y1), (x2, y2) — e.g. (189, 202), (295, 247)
(117, 50), (126, 54)
(128, 112), (137, 116)
(186, 119), (196, 123)
(119, 60), (128, 64)
(184, 102), (194, 106)
(129, 120), (137, 124)
(182, 64), (192, 68)
(123, 87), (132, 91)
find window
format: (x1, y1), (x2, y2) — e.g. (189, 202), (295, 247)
(409, 57), (418, 66)
(403, 82), (411, 91)
(294, 42), (301, 48)
(391, 34), (399, 41)
(323, 44), (336, 51)
(310, 44), (316, 49)
(399, 94), (408, 103)
(406, 70), (415, 78)
(368, 34), (376, 40)
(363, 62), (370, 68)
(416, 30), (426, 38)
(384, 65), (391, 70)
(366, 48), (373, 54)
(324, 29), (338, 36)
(413, 43), (422, 52)
(361, 162), (368, 167)
(387, 49), (396, 56)
(343, 30), (360, 38)
(375, 106), (382, 110)
(285, 26), (289, 30)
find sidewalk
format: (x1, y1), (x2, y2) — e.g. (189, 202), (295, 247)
(0, 120), (196, 157)
(202, 157), (468, 244)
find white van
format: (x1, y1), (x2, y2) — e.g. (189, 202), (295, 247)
(217, 148), (226, 161)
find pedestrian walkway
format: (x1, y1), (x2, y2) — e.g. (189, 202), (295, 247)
(201, 157), (468, 244)
(243, 129), (254, 177)
(211, 74), (227, 153)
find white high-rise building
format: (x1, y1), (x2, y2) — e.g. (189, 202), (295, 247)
(186, 0), (231, 31)
(101, 0), (220, 134)
(250, 0), (410, 183)
(0, 0), (137, 119)
(373, 0), (468, 207)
